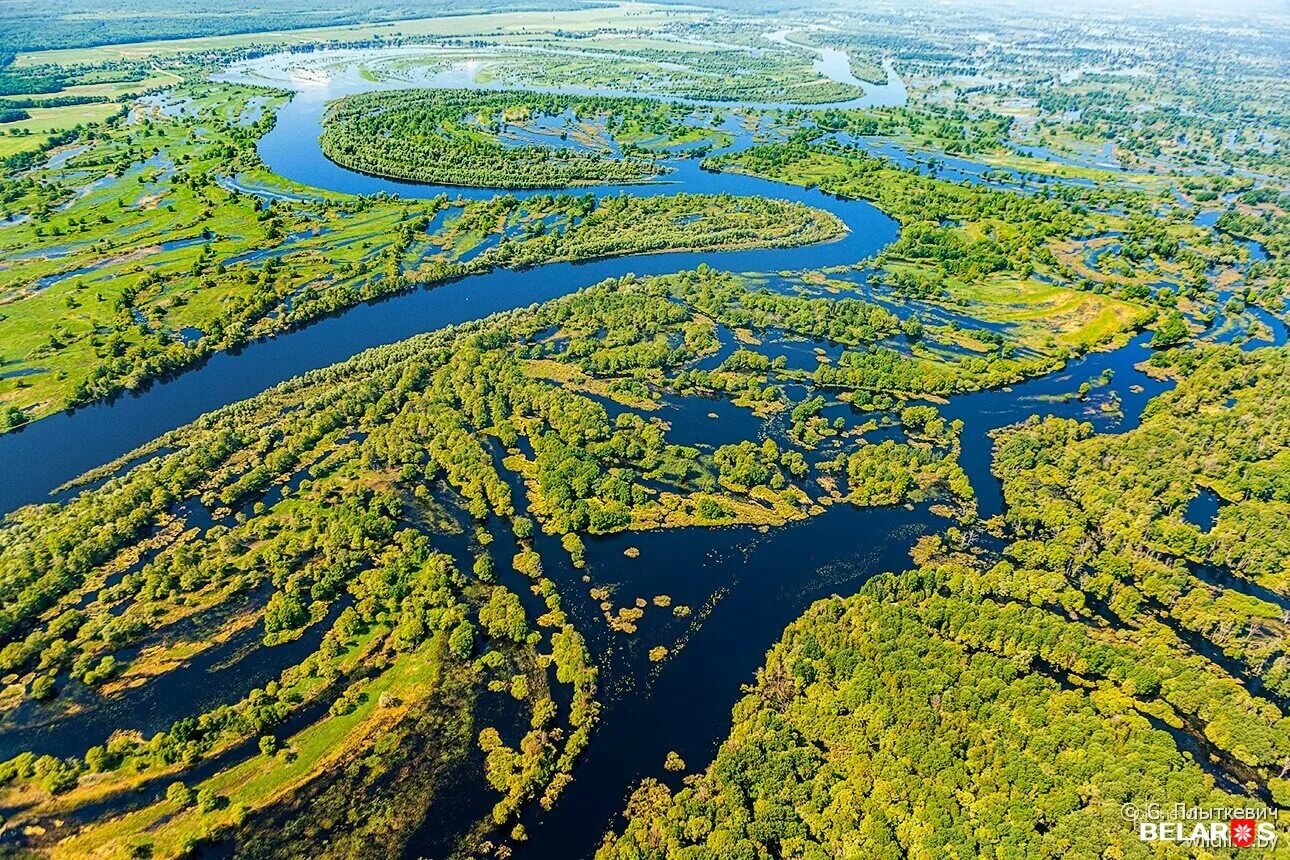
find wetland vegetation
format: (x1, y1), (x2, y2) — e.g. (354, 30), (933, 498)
(319, 90), (726, 189)
(600, 345), (1290, 859)
(0, 1), (1285, 858)
(0, 79), (840, 428)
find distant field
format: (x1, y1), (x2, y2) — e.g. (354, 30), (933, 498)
(0, 104), (118, 158)
(0, 73), (179, 159)
(0, 0), (623, 57)
(13, 3), (695, 67)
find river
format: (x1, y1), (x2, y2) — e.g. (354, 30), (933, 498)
(0, 41), (1284, 860)
(0, 44), (909, 515)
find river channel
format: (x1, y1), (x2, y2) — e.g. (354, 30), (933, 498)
(0, 42), (1283, 860)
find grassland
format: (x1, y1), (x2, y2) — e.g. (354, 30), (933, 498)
(51, 636), (463, 859)
(0, 80), (842, 429)
(10, 5), (698, 67)
(704, 143), (1193, 351)
(0, 69), (182, 161)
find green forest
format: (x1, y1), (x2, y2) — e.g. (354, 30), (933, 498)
(599, 346), (1290, 859)
(0, 1), (1286, 857)
(0, 269), (986, 857)
(320, 90), (707, 188)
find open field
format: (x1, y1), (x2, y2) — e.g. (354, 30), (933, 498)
(12, 4), (698, 67)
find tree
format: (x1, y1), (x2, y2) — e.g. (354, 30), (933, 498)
(479, 587), (528, 644)
(1150, 310), (1188, 347)
(166, 782), (195, 807)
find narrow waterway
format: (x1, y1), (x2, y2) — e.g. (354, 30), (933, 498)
(487, 331), (1191, 860)
(1, 43), (1284, 860)
(0, 49), (912, 515)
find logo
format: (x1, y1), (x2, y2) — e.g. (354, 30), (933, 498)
(1124, 803), (1279, 849)
(1231, 819), (1257, 849)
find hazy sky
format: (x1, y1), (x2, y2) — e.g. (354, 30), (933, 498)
(920, 0), (1289, 18)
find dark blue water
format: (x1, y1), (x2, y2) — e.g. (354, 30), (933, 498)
(1183, 487), (1222, 531)
(489, 325), (1210, 860)
(0, 94), (898, 517)
(3, 68), (1284, 860)
(494, 502), (938, 860)
(941, 331), (1174, 520)
(0, 596), (348, 762)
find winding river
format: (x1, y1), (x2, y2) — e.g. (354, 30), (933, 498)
(0, 44), (909, 515)
(1, 42), (1285, 860)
